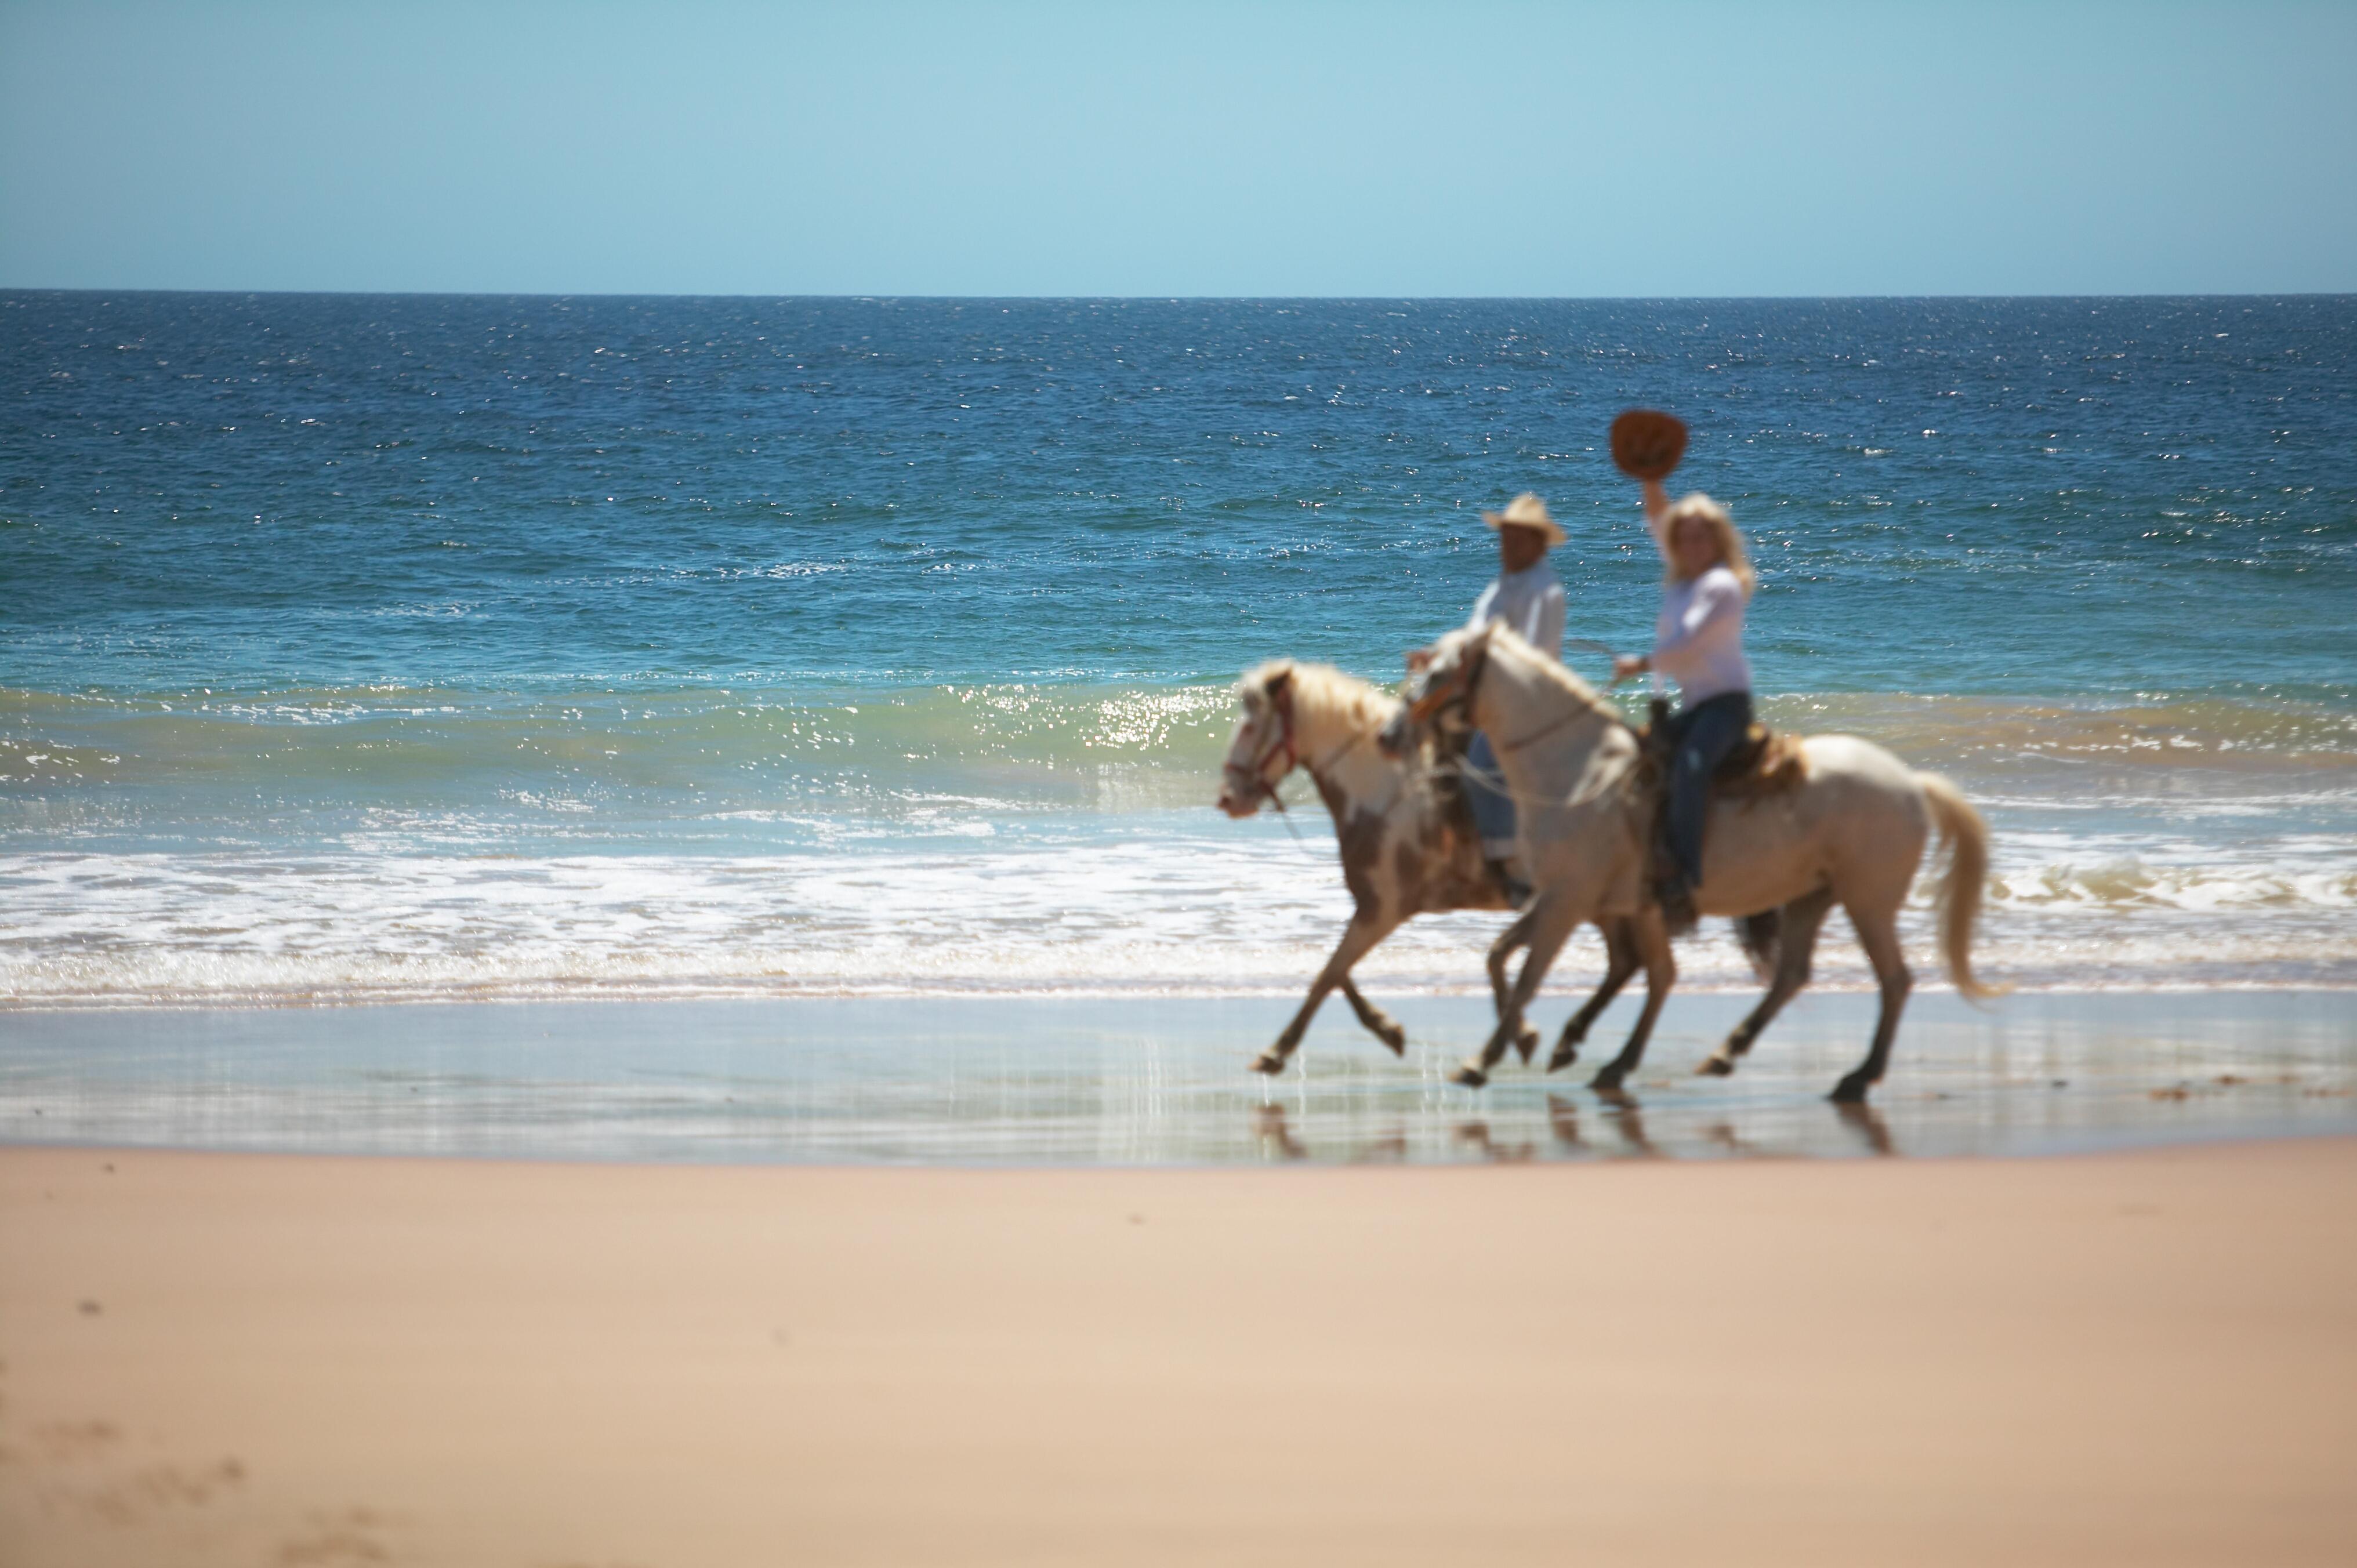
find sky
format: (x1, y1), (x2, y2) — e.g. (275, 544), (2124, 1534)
(2, 1), (2353, 297)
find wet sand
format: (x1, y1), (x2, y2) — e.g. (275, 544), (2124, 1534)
(5, 1139), (2355, 1566)
(6, 989), (2355, 1163)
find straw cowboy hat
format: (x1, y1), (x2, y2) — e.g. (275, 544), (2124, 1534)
(1481, 492), (1567, 549)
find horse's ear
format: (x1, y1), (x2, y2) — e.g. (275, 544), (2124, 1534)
(1265, 666), (1293, 706)
(1463, 630), (1491, 688)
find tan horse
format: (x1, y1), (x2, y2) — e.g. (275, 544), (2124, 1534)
(1214, 659), (1669, 1075)
(1386, 622), (1999, 1102)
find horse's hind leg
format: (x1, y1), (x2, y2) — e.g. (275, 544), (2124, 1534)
(1549, 918), (1640, 1073)
(1589, 914), (1677, 1092)
(1485, 910), (1542, 1065)
(1735, 909), (1782, 980)
(1699, 888), (1834, 1077)
(1832, 901), (1913, 1104)
(1453, 897), (1582, 1088)
(1253, 913), (1401, 1075)
(1338, 975), (1408, 1057)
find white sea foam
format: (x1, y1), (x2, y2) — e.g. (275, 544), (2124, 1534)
(5, 822), (2353, 1008)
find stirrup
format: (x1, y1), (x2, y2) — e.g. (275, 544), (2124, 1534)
(1653, 874), (1698, 938)
(1486, 858), (1533, 909)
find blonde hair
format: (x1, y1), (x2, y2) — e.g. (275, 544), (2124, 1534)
(1660, 492), (1756, 599)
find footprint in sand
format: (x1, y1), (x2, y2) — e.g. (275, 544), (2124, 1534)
(69, 1456), (248, 1525)
(278, 1505), (402, 1564)
(32, 1419), (122, 1462)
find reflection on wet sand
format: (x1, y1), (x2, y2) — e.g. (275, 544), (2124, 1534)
(6, 990), (2353, 1165)
(1256, 1105), (1413, 1164)
(1837, 1101), (1897, 1156)
(1251, 1089), (1917, 1164)
(1253, 1104), (1307, 1160)
(1546, 1095), (1586, 1153)
(1594, 1086), (1664, 1158)
(1451, 1120), (1536, 1163)
(1703, 1121), (1758, 1157)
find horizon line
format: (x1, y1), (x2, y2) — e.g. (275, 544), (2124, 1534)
(8, 288), (2355, 304)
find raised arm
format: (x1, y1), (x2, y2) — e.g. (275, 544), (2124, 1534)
(1641, 478), (1673, 561)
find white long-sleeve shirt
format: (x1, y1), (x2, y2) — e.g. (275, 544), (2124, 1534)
(1652, 565), (1751, 702)
(1466, 562), (1565, 660)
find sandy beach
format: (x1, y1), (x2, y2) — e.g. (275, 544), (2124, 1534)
(5, 1137), (2354, 1566)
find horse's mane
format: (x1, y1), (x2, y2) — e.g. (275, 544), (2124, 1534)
(1470, 625), (1625, 725)
(1241, 659), (1401, 736)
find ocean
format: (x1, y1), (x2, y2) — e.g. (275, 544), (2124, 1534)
(3, 291), (2355, 1015)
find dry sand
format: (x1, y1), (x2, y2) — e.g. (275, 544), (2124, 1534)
(3, 1139), (2354, 1566)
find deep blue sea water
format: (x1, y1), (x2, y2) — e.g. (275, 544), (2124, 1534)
(6, 293), (2352, 694)
(3, 293), (2354, 1007)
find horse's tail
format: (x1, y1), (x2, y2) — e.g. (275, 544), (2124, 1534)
(1918, 772), (2006, 1003)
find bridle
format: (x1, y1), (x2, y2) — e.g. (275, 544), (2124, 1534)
(1404, 636), (1488, 728)
(1227, 707), (1298, 807)
(1225, 677), (1368, 811)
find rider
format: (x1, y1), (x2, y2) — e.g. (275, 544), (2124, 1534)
(1431, 492), (1566, 899)
(1612, 483), (1756, 934)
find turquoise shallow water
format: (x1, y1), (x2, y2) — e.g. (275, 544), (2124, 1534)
(2, 293), (2354, 1007)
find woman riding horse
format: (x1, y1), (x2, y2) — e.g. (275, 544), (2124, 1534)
(1613, 484), (1757, 934)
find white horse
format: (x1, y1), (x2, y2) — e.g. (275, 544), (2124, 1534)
(1216, 659), (1677, 1075)
(1384, 622), (1999, 1102)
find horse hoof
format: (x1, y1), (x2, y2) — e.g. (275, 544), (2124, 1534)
(1546, 1046), (1578, 1073)
(1589, 1067), (1626, 1092)
(1377, 1026), (1408, 1057)
(1829, 1076), (1872, 1104)
(1514, 1028), (1540, 1065)
(1249, 1052), (1288, 1076)
(1450, 1065), (1489, 1090)
(1697, 1054), (1736, 1077)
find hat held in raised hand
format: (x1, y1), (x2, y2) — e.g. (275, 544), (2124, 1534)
(1611, 409), (1688, 481)
(1481, 492), (1567, 548)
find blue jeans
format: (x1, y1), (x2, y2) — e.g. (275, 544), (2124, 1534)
(1663, 691), (1753, 890)
(1464, 731), (1516, 858)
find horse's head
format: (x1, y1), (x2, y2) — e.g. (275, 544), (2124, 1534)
(1216, 663), (1296, 818)
(1380, 625), (1493, 758)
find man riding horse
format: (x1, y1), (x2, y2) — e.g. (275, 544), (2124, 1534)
(1410, 491), (1567, 905)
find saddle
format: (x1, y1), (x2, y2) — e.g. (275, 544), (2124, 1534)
(1633, 696), (1805, 935)
(1631, 698), (1807, 801)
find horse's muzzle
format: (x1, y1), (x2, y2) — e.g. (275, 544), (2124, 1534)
(1377, 710), (1415, 758)
(1214, 779), (1261, 818)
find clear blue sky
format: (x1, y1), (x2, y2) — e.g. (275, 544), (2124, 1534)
(3, 1), (2352, 296)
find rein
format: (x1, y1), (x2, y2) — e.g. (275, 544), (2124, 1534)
(1430, 640), (1637, 810)
(1491, 689), (1621, 754)
(1440, 636), (1628, 754)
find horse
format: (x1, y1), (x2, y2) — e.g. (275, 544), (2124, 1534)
(1383, 622), (1999, 1102)
(1214, 658), (1670, 1076)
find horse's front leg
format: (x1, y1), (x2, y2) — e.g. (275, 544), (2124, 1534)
(1337, 975), (1408, 1057)
(1590, 911), (1677, 1092)
(1453, 896), (1582, 1088)
(1484, 909), (1542, 1064)
(1550, 917), (1640, 1072)
(1252, 913), (1402, 1075)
